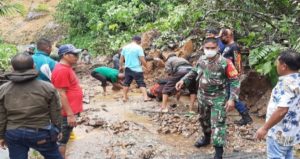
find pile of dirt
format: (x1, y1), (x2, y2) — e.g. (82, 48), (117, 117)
(77, 108), (146, 134)
(226, 124), (264, 153)
(136, 111), (265, 155)
(105, 140), (157, 159)
(152, 114), (200, 138)
(240, 71), (272, 117)
(0, 0), (61, 44)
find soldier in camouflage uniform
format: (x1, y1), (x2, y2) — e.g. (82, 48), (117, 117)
(176, 37), (240, 159)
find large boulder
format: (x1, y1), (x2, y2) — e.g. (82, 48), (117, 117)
(176, 40), (194, 59)
(141, 30), (160, 49)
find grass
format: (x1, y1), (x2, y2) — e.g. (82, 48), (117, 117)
(0, 43), (17, 71)
(33, 4), (49, 12)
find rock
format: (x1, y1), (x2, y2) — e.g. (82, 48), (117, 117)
(157, 127), (162, 133)
(239, 126), (248, 133)
(85, 126), (94, 133)
(139, 148), (155, 159)
(35, 21), (66, 43)
(102, 108), (108, 112)
(243, 135), (255, 141)
(26, 12), (48, 21)
(148, 49), (161, 58)
(141, 30), (160, 49)
(176, 40), (194, 59)
(161, 51), (173, 60)
(83, 96), (90, 104)
(162, 127), (170, 134)
(124, 141), (136, 148)
(167, 42), (177, 49)
(250, 105), (258, 113)
(233, 146), (241, 152)
(170, 128), (178, 133)
(258, 106), (267, 117)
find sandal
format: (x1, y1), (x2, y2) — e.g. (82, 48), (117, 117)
(161, 107), (169, 113)
(184, 111), (196, 117)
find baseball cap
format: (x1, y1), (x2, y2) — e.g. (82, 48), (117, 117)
(58, 44), (82, 55)
(206, 29), (218, 35)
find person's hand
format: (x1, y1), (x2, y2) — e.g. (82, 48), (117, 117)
(57, 133), (63, 141)
(225, 100), (235, 112)
(146, 65), (151, 72)
(67, 115), (77, 127)
(119, 66), (124, 72)
(153, 57), (161, 61)
(175, 80), (184, 91)
(255, 127), (268, 140)
(0, 139), (6, 150)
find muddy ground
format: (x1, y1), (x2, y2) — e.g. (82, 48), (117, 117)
(61, 66), (270, 159)
(0, 1), (298, 159)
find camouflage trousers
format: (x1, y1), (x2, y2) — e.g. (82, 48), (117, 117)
(198, 94), (227, 147)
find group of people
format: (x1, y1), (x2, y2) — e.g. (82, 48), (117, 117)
(89, 29), (300, 158)
(0, 39), (83, 159)
(0, 27), (299, 159)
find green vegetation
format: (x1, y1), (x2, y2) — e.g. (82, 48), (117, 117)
(56, 0), (300, 81)
(0, 43), (17, 71)
(249, 38), (300, 85)
(0, 0), (24, 16)
(56, 0), (205, 55)
(34, 3), (49, 12)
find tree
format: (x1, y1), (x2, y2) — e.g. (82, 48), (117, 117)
(0, 0), (24, 16)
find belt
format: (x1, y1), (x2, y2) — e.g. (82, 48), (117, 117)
(17, 127), (48, 132)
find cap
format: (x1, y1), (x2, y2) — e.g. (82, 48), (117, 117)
(206, 29), (218, 35)
(58, 44), (82, 55)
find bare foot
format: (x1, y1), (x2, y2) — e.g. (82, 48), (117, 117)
(122, 97), (128, 102)
(176, 92), (181, 101)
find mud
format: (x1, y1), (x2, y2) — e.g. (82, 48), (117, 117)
(63, 69), (269, 159)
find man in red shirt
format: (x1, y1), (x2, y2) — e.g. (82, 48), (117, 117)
(51, 44), (83, 159)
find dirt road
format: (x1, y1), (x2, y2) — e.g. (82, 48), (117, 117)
(63, 70), (268, 159)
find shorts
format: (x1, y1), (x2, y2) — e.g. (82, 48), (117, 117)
(91, 71), (112, 87)
(162, 71), (197, 95)
(57, 115), (79, 146)
(123, 68), (146, 88)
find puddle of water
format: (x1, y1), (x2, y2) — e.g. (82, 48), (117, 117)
(123, 111), (153, 125)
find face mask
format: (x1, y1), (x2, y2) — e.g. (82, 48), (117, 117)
(204, 49), (218, 58)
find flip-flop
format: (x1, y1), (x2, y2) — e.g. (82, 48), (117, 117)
(161, 108), (169, 113)
(156, 107), (168, 113)
(184, 111), (196, 117)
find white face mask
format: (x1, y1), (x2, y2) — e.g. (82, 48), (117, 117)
(204, 49), (218, 58)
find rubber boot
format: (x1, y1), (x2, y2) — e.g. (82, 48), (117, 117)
(214, 146), (223, 159)
(234, 110), (253, 126)
(194, 133), (210, 148)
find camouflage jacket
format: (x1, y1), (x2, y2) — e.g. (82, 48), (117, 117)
(181, 54), (240, 101)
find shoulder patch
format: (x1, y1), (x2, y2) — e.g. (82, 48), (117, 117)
(226, 59), (238, 78)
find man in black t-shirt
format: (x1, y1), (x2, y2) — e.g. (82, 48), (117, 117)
(221, 29), (253, 126)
